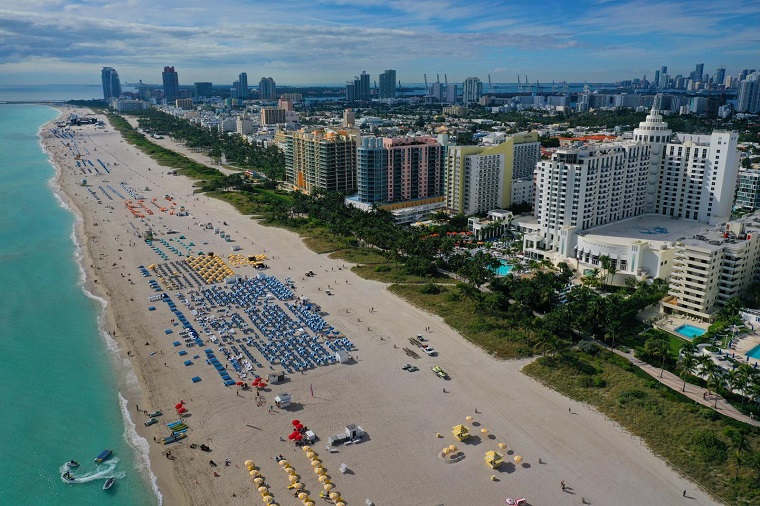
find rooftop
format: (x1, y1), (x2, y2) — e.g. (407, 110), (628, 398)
(580, 214), (711, 248)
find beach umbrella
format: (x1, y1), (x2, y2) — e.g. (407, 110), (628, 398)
(317, 475), (329, 483)
(245, 460), (253, 467)
(306, 451), (316, 459)
(259, 382), (267, 388)
(294, 482), (304, 490)
(335, 502), (346, 506)
(465, 416), (473, 421)
(258, 486), (268, 493)
(498, 443), (507, 450)
(323, 483), (334, 492)
(278, 459), (288, 467)
(175, 402), (183, 409)
(236, 381), (244, 386)
(253, 377), (262, 385)
(288, 433), (297, 440)
(298, 492), (307, 500)
(315, 466), (325, 475)
(288, 475), (298, 483)
(253, 477), (264, 485)
(329, 492), (340, 500)
(292, 420), (300, 426)
(295, 434), (303, 441)
(304, 502), (315, 506)
(449, 445), (457, 452)
(513, 455), (523, 463)
(249, 470), (257, 476)
(262, 496), (273, 504)
(295, 423), (304, 430)
(286, 467), (297, 476)
(178, 407), (187, 414)
(480, 428), (488, 434)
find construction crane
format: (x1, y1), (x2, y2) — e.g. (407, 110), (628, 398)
(436, 74), (440, 84)
(517, 75), (521, 92)
(423, 74), (428, 92)
(488, 74), (492, 92)
(444, 74), (448, 86)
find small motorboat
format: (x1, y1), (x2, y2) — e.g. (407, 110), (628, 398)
(103, 478), (115, 490)
(67, 460), (80, 468)
(62, 472), (75, 481)
(94, 448), (112, 463)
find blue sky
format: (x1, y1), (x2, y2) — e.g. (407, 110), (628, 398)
(0, 0), (758, 86)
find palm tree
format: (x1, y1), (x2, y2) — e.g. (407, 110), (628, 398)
(706, 365), (726, 409)
(728, 431), (750, 480)
(645, 335), (671, 378)
(676, 352), (698, 392)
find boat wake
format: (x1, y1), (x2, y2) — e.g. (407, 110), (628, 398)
(59, 458), (125, 484)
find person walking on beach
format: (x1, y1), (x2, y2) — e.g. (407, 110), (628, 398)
(561, 480), (566, 491)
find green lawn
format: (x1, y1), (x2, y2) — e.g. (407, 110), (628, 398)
(525, 349), (760, 505)
(389, 283), (535, 358)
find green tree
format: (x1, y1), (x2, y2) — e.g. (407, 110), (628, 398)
(644, 334), (671, 378)
(676, 349), (698, 392)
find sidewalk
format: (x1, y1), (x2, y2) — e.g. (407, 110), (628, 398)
(613, 348), (760, 427)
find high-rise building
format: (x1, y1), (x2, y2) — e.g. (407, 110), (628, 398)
(736, 170), (760, 210)
(462, 77), (482, 104)
(259, 77), (277, 100)
(342, 109), (355, 127)
(528, 108), (739, 261)
(357, 136), (444, 204)
(162, 66), (179, 103)
(237, 72), (248, 100)
(261, 108), (286, 125)
(691, 63), (704, 83)
(285, 129), (359, 194)
(444, 132), (538, 215)
(194, 82), (213, 99)
(101, 67), (122, 100)
(445, 84), (457, 104)
(737, 72), (760, 113)
(378, 70), (396, 99)
(654, 70), (661, 89)
(661, 66), (668, 76)
(715, 67), (726, 87)
(346, 72), (371, 101)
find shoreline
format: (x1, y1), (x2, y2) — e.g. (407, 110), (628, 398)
(41, 107), (168, 505)
(41, 106), (720, 505)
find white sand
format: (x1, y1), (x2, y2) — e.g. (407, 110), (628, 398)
(45, 108), (719, 506)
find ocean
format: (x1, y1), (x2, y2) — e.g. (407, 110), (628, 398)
(0, 104), (157, 505)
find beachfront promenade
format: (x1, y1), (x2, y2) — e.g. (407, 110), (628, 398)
(612, 348), (760, 427)
(45, 108), (721, 505)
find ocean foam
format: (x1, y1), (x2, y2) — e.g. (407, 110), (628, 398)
(119, 393), (163, 505)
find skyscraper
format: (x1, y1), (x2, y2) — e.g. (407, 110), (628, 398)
(285, 129), (359, 194)
(346, 72), (371, 101)
(259, 77), (276, 100)
(462, 77), (482, 104)
(194, 82), (213, 99)
(691, 63), (704, 83)
(378, 70), (396, 99)
(101, 67), (122, 100)
(162, 66), (179, 102)
(715, 67), (726, 87)
(654, 70), (660, 89)
(238, 72), (248, 100)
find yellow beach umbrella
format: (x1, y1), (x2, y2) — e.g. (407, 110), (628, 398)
(302, 446), (311, 452)
(298, 492), (308, 500)
(329, 492), (340, 501)
(304, 502), (315, 506)
(310, 459), (320, 466)
(323, 483), (334, 491)
(315, 467), (325, 475)
(317, 475), (329, 483)
(249, 470), (257, 476)
(498, 442), (507, 450)
(449, 445), (457, 452)
(513, 455), (523, 463)
(258, 486), (268, 493)
(335, 502), (346, 506)
(306, 451), (316, 459)
(253, 477), (263, 485)
(288, 475), (298, 483)
(278, 459), (288, 467)
(286, 467), (297, 475)
(465, 415), (473, 421)
(262, 496), (273, 504)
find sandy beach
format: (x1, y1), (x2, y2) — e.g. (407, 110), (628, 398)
(44, 107), (720, 506)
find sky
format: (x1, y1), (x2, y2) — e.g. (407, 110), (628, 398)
(0, 0), (759, 86)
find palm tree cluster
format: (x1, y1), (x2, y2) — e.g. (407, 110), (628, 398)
(134, 109), (285, 180)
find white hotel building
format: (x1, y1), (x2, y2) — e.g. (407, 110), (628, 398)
(524, 106), (743, 319)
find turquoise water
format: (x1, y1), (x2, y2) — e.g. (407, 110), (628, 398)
(495, 260), (514, 276)
(746, 344), (760, 360)
(674, 324), (707, 339)
(0, 105), (155, 505)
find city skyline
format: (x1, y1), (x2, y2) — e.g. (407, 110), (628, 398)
(1, 0), (759, 86)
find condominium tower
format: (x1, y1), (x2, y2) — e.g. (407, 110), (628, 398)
(162, 66), (180, 103)
(237, 72), (248, 100)
(259, 77), (277, 100)
(378, 70), (396, 99)
(285, 129), (359, 194)
(101, 67), (122, 100)
(462, 77), (482, 104)
(357, 136), (444, 204)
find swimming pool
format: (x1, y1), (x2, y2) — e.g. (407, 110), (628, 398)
(495, 261), (513, 276)
(674, 324), (707, 339)
(746, 343), (760, 360)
